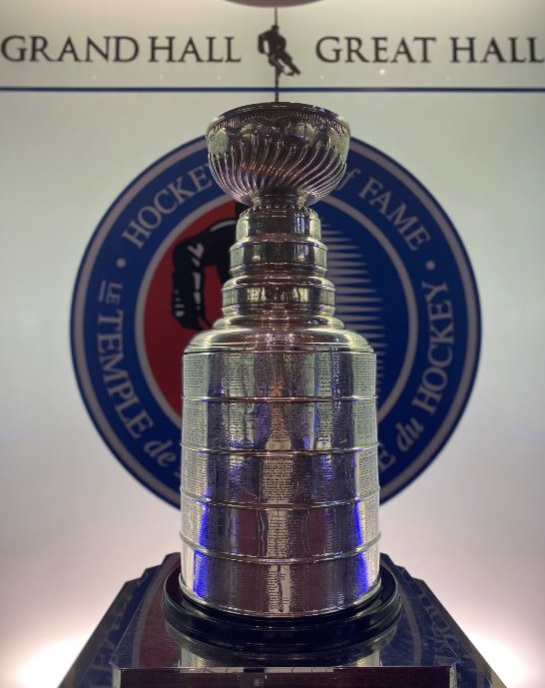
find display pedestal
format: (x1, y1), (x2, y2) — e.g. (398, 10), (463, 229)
(60, 554), (505, 688)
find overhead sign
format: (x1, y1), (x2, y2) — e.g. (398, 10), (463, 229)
(1, 0), (544, 90)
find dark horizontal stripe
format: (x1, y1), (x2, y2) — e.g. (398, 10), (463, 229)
(0, 85), (544, 93)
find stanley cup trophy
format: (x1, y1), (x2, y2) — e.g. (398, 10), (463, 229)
(61, 102), (505, 688)
(178, 101), (384, 619)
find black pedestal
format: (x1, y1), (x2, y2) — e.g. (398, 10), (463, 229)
(59, 553), (505, 688)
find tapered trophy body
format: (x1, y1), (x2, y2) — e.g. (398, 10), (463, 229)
(180, 103), (380, 618)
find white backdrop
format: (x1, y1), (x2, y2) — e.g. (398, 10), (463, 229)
(1, 1), (544, 688)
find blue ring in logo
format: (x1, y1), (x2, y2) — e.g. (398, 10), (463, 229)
(71, 136), (480, 506)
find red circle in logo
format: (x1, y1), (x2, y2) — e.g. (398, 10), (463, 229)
(144, 201), (236, 417)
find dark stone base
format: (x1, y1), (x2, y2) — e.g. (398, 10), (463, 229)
(59, 553), (505, 688)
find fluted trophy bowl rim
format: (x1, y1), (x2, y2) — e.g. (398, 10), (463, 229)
(206, 101), (351, 208)
(206, 101), (351, 135)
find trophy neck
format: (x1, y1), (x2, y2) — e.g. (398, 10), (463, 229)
(222, 205), (336, 319)
(235, 206), (322, 240)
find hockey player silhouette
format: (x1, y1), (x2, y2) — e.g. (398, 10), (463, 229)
(171, 218), (236, 331)
(258, 24), (300, 76)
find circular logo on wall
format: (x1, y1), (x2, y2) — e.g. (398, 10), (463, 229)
(71, 137), (480, 506)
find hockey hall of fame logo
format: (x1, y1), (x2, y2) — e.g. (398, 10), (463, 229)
(71, 136), (481, 506)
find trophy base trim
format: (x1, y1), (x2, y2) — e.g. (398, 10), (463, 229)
(162, 564), (401, 654)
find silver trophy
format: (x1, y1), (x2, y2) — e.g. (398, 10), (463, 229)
(180, 102), (381, 618)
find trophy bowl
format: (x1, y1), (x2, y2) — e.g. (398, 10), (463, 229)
(206, 102), (350, 207)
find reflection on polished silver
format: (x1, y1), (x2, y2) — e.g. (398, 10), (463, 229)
(180, 102), (381, 617)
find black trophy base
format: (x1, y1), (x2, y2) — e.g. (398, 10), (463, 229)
(162, 563), (401, 657)
(60, 553), (506, 688)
